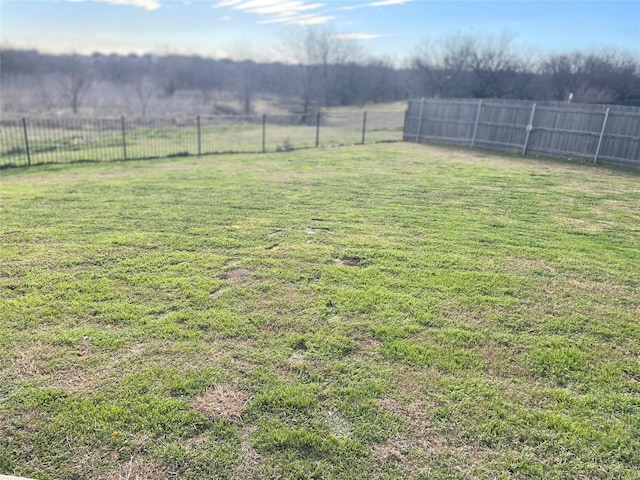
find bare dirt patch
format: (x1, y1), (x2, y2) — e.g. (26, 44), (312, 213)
(191, 384), (250, 420)
(340, 257), (361, 267)
(219, 268), (252, 280)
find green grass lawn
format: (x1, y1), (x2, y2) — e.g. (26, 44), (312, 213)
(1, 143), (639, 479)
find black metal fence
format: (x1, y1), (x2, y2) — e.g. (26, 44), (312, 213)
(404, 98), (640, 167)
(0, 111), (405, 168)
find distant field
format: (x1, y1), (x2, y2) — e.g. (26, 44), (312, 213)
(1, 144), (639, 479)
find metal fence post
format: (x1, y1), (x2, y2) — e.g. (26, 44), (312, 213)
(415, 98), (425, 142)
(120, 116), (127, 161)
(594, 108), (610, 164)
(471, 99), (483, 147)
(361, 111), (367, 145)
(315, 112), (321, 148)
(402, 109), (409, 141)
(197, 116), (201, 156)
(21, 118), (31, 166)
(522, 103), (537, 155)
(262, 114), (267, 153)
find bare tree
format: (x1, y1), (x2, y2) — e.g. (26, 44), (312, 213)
(539, 52), (584, 101)
(189, 57), (219, 109)
(413, 38), (454, 98)
(540, 48), (640, 103)
(412, 32), (527, 99)
(412, 34), (477, 98)
(237, 60), (257, 115)
(58, 54), (93, 114)
(282, 27), (360, 113)
(467, 33), (522, 98)
(131, 75), (157, 117)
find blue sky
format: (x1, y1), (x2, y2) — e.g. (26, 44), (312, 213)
(1, 0), (639, 61)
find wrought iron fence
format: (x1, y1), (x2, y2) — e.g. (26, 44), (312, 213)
(0, 111), (405, 168)
(403, 98), (640, 167)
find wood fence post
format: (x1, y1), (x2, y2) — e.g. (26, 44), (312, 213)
(415, 98), (425, 142)
(594, 108), (610, 164)
(471, 99), (483, 147)
(361, 111), (367, 145)
(402, 108), (409, 141)
(522, 103), (537, 155)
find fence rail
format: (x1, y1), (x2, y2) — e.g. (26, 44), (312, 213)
(0, 111), (405, 168)
(403, 98), (640, 167)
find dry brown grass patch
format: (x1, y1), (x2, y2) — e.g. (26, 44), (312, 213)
(49, 369), (103, 394)
(185, 434), (208, 450)
(101, 456), (167, 480)
(505, 256), (558, 275)
(554, 215), (609, 232)
(370, 436), (445, 479)
(7, 342), (55, 382)
(371, 441), (408, 475)
(375, 371), (435, 428)
(191, 384), (250, 420)
(232, 426), (264, 480)
(376, 397), (431, 428)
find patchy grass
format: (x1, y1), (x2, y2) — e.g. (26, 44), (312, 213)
(1, 143), (639, 479)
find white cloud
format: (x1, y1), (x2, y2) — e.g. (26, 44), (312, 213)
(213, 0), (243, 7)
(257, 13), (334, 25)
(288, 15), (334, 25)
(215, 0), (332, 25)
(93, 0), (161, 10)
(330, 33), (382, 40)
(339, 0), (412, 11)
(235, 1), (324, 16)
(369, 0), (412, 5)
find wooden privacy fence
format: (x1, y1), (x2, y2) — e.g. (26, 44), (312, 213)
(403, 98), (640, 167)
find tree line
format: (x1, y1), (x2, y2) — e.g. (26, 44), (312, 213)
(1, 30), (638, 116)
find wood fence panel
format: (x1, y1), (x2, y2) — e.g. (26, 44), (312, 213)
(475, 102), (531, 151)
(421, 100), (477, 143)
(599, 111), (640, 165)
(405, 98), (640, 167)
